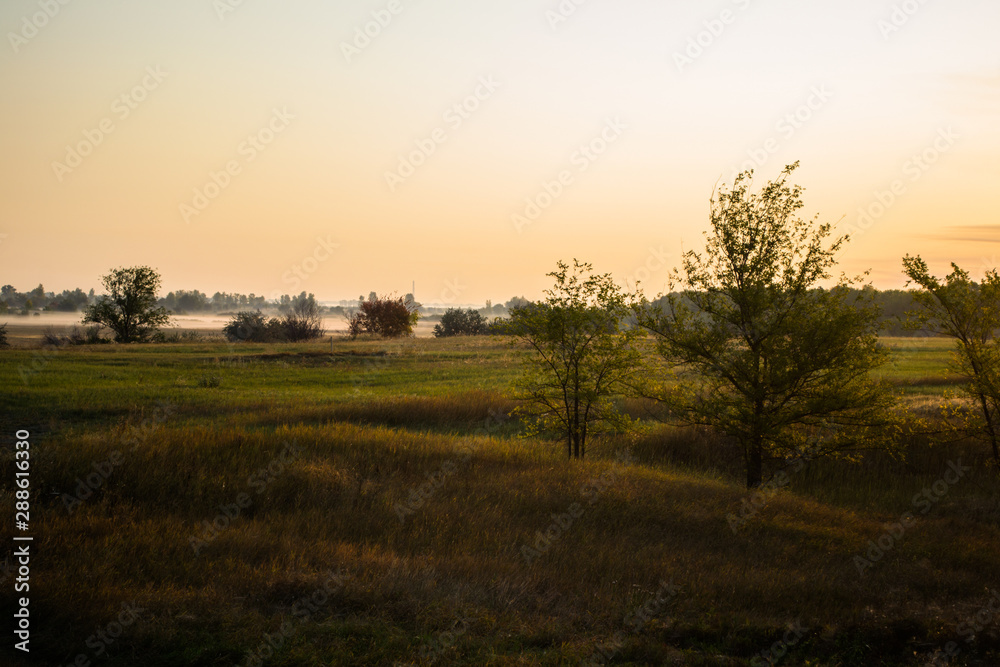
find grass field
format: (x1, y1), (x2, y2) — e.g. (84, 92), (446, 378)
(2, 335), (999, 666)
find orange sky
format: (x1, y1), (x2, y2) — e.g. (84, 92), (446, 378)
(1, 0), (998, 305)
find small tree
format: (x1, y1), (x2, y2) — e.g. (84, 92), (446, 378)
(280, 293), (325, 342)
(83, 266), (171, 343)
(902, 256), (1000, 467)
(507, 260), (640, 459)
(223, 310), (279, 343)
(433, 308), (490, 337)
(0, 323), (9, 348)
(636, 164), (897, 488)
(346, 294), (418, 339)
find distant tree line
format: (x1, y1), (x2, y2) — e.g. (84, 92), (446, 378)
(0, 284), (92, 313)
(0, 281), (932, 334)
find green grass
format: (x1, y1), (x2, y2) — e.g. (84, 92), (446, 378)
(1, 335), (999, 666)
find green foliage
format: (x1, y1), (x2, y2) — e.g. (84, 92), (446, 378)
(0, 322), (8, 348)
(433, 308), (491, 337)
(636, 163), (898, 488)
(507, 259), (640, 459)
(346, 294), (418, 339)
(196, 374), (222, 388)
(223, 310), (278, 342)
(902, 255), (1000, 466)
(82, 266), (171, 343)
(222, 302), (323, 343)
(279, 293), (325, 342)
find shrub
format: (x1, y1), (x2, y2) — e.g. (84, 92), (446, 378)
(42, 325), (110, 346)
(223, 306), (324, 343)
(42, 327), (65, 347)
(223, 310), (280, 343)
(280, 297), (325, 342)
(0, 323), (8, 348)
(346, 294), (418, 339)
(433, 308), (491, 337)
(197, 374), (222, 388)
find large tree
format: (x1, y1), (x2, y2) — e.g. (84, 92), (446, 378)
(507, 260), (640, 459)
(83, 266), (171, 343)
(902, 256), (1000, 467)
(636, 163), (897, 488)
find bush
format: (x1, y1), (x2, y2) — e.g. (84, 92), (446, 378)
(42, 325), (109, 347)
(223, 311), (280, 343)
(346, 294), (418, 339)
(223, 306), (324, 343)
(154, 329), (204, 343)
(280, 298), (325, 342)
(197, 374), (222, 388)
(433, 308), (491, 337)
(0, 323), (8, 348)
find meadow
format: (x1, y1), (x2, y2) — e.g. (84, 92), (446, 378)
(2, 334), (999, 666)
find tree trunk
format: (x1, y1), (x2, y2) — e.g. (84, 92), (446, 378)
(746, 439), (763, 489)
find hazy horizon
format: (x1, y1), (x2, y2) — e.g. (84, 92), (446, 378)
(2, 0), (998, 304)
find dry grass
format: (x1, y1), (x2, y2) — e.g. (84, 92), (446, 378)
(1, 338), (999, 665)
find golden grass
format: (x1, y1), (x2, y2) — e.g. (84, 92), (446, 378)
(5, 411), (999, 665)
(2, 337), (999, 665)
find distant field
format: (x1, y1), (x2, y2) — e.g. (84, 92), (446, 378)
(2, 335), (998, 666)
(0, 311), (442, 345)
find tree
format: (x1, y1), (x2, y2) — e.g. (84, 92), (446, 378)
(505, 296), (530, 311)
(223, 310), (280, 343)
(433, 308), (490, 337)
(507, 260), (640, 459)
(280, 293), (325, 342)
(635, 163), (897, 488)
(83, 266), (171, 343)
(902, 256), (1000, 467)
(346, 294), (418, 338)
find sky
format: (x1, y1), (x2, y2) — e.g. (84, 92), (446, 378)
(1, 0), (998, 306)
